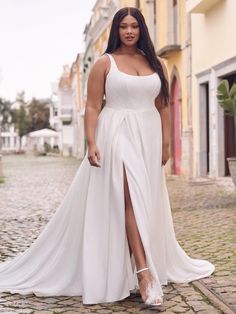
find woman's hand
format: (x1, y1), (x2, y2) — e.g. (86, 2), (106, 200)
(162, 144), (170, 166)
(88, 143), (101, 167)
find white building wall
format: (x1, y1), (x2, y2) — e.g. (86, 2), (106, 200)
(190, 0), (236, 178)
(1, 125), (20, 153)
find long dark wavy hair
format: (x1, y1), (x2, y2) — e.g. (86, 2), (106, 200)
(104, 7), (169, 106)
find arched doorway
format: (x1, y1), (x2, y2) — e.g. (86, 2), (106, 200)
(170, 76), (181, 175)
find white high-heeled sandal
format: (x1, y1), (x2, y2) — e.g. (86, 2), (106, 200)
(136, 267), (163, 306)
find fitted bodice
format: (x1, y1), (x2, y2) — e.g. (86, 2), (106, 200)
(104, 53), (161, 111)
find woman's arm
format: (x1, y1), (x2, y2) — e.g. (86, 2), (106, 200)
(84, 55), (109, 167)
(155, 58), (171, 165)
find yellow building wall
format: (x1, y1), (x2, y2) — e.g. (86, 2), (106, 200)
(191, 0), (236, 74)
(156, 0), (168, 48)
(152, 0), (188, 130)
(168, 57), (188, 130)
(156, 0), (186, 48)
(179, 0), (186, 47)
(138, 1), (147, 18)
(120, 0), (136, 7)
(154, 0), (190, 176)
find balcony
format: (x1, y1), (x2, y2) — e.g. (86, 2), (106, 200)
(157, 44), (181, 58)
(60, 108), (72, 123)
(186, 0), (222, 13)
(156, 0), (181, 58)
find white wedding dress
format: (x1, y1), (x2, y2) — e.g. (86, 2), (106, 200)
(0, 54), (214, 304)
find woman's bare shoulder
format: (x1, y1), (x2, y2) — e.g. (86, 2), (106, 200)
(93, 54), (110, 68)
(90, 54), (110, 76)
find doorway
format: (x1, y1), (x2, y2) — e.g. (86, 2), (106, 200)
(199, 82), (210, 175)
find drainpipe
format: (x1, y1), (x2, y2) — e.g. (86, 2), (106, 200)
(185, 12), (193, 179)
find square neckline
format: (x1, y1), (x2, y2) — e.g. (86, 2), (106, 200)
(108, 53), (157, 78)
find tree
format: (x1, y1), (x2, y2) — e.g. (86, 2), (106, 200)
(0, 97), (12, 125)
(11, 106), (31, 149)
(10, 97), (51, 149)
(28, 98), (50, 132)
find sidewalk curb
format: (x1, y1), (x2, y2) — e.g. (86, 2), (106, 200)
(192, 280), (235, 314)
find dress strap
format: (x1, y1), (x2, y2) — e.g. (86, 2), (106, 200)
(106, 53), (117, 72)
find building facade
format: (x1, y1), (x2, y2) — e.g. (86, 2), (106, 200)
(151, 0), (192, 178)
(71, 54), (86, 159)
(55, 54), (86, 158)
(82, 0), (236, 179)
(56, 65), (74, 156)
(1, 96), (27, 153)
(1, 124), (20, 153)
(187, 0), (236, 178)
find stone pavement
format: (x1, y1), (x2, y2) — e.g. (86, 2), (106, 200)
(0, 155), (235, 314)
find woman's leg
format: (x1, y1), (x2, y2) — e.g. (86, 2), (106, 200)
(123, 165), (146, 270)
(123, 164), (162, 304)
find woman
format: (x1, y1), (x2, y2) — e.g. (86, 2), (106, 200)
(0, 7), (214, 307)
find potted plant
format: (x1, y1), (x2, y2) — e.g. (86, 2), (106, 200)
(217, 79), (236, 185)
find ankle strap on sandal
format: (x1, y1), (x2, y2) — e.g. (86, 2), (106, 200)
(136, 267), (149, 274)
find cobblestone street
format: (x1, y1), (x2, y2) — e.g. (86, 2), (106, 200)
(0, 155), (235, 314)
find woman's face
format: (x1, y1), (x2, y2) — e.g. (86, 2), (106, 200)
(119, 15), (140, 47)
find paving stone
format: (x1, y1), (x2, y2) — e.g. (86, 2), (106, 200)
(17, 310), (34, 314)
(197, 310), (219, 314)
(126, 309), (141, 313)
(34, 311), (54, 314)
(61, 310), (82, 314)
(49, 308), (68, 312)
(39, 298), (60, 304)
(168, 305), (188, 312)
(186, 300), (218, 312)
(107, 305), (126, 311)
(185, 294), (203, 301)
(163, 300), (177, 308)
(169, 296), (182, 303)
(57, 299), (77, 306)
(0, 311), (21, 314)
(112, 312), (130, 314)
